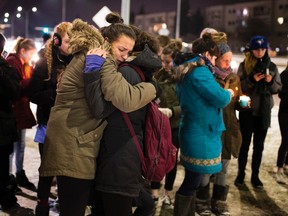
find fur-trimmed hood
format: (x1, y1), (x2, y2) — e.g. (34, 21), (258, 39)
(68, 19), (111, 55)
(173, 55), (206, 81)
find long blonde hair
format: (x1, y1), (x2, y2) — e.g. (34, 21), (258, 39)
(243, 51), (258, 75)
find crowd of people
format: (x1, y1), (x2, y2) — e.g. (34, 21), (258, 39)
(0, 11), (286, 216)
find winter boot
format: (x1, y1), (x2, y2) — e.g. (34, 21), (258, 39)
(251, 173), (263, 189)
(211, 184), (230, 216)
(196, 184), (211, 216)
(0, 183), (19, 211)
(9, 174), (22, 194)
(173, 192), (196, 216)
(234, 172), (245, 187)
(16, 170), (37, 191)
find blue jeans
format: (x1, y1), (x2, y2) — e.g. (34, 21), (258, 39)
(10, 129), (26, 173)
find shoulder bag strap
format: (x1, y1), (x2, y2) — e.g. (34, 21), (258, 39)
(121, 112), (145, 164)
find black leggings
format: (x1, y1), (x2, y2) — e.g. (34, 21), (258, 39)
(277, 111), (288, 167)
(238, 111), (268, 176)
(37, 176), (54, 205)
(57, 176), (94, 216)
(178, 169), (202, 196)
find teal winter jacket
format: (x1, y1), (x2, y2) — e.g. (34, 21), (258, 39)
(176, 57), (231, 174)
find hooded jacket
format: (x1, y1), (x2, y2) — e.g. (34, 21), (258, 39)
(91, 45), (162, 197)
(39, 19), (156, 180)
(175, 56), (231, 174)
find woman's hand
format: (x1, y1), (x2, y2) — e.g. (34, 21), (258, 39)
(87, 48), (107, 58)
(85, 48), (108, 73)
(253, 72), (265, 82)
(265, 74), (272, 83)
(227, 88), (234, 97)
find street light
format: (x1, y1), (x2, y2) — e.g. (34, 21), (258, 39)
(25, 7), (37, 38)
(5, 6), (37, 38)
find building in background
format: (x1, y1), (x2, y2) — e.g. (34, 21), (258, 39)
(134, 0), (288, 54)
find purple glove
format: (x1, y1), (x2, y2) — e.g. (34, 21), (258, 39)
(84, 55), (105, 73)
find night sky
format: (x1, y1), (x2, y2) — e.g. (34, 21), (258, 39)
(0, 0), (252, 37)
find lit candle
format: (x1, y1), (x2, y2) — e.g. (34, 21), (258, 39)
(239, 95), (250, 107)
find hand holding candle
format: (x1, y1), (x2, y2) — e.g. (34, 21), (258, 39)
(239, 95), (250, 108)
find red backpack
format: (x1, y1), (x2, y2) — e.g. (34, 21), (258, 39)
(120, 63), (177, 182)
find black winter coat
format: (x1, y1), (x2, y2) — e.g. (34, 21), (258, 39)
(92, 47), (162, 197)
(0, 57), (21, 146)
(28, 47), (73, 125)
(95, 65), (146, 197)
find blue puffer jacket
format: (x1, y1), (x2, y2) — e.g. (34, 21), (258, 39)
(176, 57), (231, 174)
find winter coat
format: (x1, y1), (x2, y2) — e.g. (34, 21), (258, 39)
(84, 45), (162, 197)
(28, 47), (73, 125)
(6, 53), (36, 129)
(216, 73), (242, 159)
(176, 56), (231, 174)
(154, 69), (181, 129)
(0, 57), (21, 147)
(39, 19), (156, 180)
(279, 68), (288, 113)
(237, 56), (282, 129)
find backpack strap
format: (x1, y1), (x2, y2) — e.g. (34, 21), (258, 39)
(119, 62), (147, 169)
(119, 63), (145, 82)
(121, 112), (146, 168)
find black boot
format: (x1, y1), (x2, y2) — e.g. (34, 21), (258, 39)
(16, 170), (37, 191)
(0, 184), (19, 211)
(196, 184), (211, 216)
(174, 192), (196, 216)
(234, 172), (245, 187)
(9, 174), (22, 194)
(211, 185), (230, 216)
(251, 173), (263, 189)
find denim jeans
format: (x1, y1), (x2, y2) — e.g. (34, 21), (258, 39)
(10, 129), (26, 173)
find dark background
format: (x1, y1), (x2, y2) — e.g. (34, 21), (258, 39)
(0, 0), (252, 38)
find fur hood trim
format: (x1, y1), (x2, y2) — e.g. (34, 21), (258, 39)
(173, 56), (206, 81)
(68, 19), (111, 55)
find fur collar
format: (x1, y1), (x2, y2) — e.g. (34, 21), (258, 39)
(68, 19), (111, 55)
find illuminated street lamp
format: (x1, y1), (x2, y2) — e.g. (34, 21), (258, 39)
(6, 6), (37, 38)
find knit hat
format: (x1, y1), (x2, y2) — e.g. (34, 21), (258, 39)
(218, 43), (231, 57)
(249, 35), (268, 50)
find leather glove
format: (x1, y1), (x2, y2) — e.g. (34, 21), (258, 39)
(84, 55), (105, 73)
(158, 108), (172, 118)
